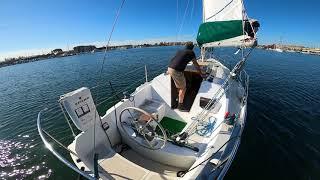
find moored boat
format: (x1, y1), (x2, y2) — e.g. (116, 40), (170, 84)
(37, 0), (260, 179)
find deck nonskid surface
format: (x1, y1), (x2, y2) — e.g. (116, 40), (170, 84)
(97, 149), (179, 180)
(120, 149), (181, 176)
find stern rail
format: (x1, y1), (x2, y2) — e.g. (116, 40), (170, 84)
(37, 109), (96, 180)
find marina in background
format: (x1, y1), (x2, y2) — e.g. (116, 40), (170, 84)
(258, 44), (320, 55)
(0, 42), (187, 68)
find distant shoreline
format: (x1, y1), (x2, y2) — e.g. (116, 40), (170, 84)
(0, 42), (186, 68)
(257, 44), (320, 55)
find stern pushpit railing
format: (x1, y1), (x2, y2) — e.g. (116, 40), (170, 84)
(36, 64), (163, 180)
(37, 108), (96, 180)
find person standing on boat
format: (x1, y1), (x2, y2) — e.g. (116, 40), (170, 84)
(168, 41), (203, 111)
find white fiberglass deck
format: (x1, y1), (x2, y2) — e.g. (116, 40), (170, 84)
(63, 60), (247, 180)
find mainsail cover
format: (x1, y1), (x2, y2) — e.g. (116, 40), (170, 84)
(197, 0), (254, 47)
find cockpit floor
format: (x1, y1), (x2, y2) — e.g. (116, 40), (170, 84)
(120, 149), (181, 177)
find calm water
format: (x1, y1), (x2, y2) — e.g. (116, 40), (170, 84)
(0, 46), (319, 179)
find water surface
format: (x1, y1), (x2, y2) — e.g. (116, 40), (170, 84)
(0, 47), (319, 179)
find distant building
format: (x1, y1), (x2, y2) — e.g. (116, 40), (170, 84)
(51, 48), (63, 55)
(73, 45), (96, 53)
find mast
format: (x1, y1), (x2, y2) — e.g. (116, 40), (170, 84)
(200, 0), (205, 61)
(202, 0), (205, 22)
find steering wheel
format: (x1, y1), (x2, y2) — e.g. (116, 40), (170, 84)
(119, 107), (167, 150)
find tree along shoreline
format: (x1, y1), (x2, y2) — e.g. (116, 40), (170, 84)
(0, 42), (186, 68)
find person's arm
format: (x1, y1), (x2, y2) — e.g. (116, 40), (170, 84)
(192, 58), (204, 76)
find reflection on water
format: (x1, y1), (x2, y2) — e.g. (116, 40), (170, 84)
(0, 139), (51, 179)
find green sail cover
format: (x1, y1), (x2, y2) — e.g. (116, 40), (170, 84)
(196, 20), (243, 46)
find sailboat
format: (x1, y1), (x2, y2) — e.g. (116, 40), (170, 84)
(274, 48), (283, 52)
(274, 37), (283, 52)
(37, 0), (259, 179)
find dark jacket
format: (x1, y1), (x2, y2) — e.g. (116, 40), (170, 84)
(169, 49), (196, 72)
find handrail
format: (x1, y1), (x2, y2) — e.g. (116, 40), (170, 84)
(217, 80), (248, 179)
(192, 70), (248, 178)
(36, 64), (161, 180)
(184, 134), (241, 176)
(37, 109), (96, 180)
(217, 128), (242, 180)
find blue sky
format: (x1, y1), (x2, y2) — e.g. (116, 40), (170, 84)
(0, 0), (320, 59)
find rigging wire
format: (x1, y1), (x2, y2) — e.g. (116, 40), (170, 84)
(177, 0), (179, 28)
(205, 0), (234, 21)
(92, 0), (126, 178)
(177, 0), (257, 140)
(181, 45), (255, 138)
(177, 0), (191, 41)
(175, 0), (179, 43)
(241, 0), (246, 58)
(189, 0), (195, 24)
(189, 0), (198, 40)
(91, 66), (145, 90)
(178, 135), (241, 176)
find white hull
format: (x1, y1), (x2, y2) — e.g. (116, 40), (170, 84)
(36, 55), (250, 180)
(38, 59), (248, 179)
(274, 48), (283, 52)
(36, 0), (256, 177)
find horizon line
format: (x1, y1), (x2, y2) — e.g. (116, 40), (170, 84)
(0, 35), (195, 61)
